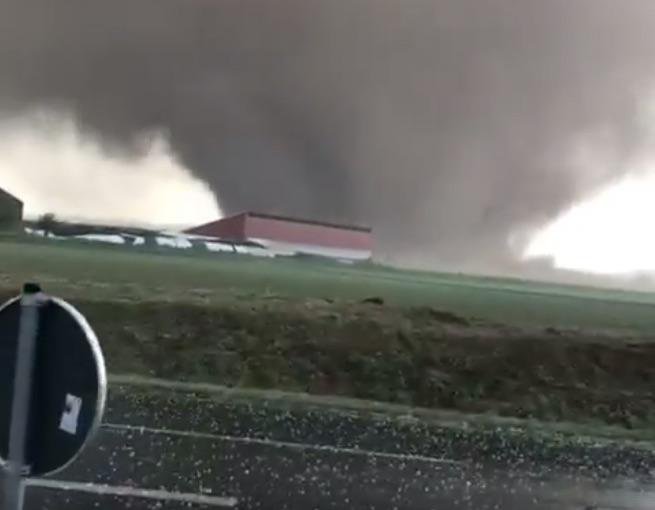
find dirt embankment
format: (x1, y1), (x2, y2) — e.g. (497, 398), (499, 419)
(42, 295), (649, 430)
(2, 287), (654, 429)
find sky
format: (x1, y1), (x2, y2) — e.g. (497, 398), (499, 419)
(526, 168), (655, 275)
(526, 93), (655, 275)
(0, 111), (220, 226)
(2, 0), (655, 278)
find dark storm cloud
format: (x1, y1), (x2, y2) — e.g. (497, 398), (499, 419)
(1, 0), (655, 269)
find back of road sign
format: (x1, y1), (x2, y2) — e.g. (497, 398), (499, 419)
(0, 297), (106, 476)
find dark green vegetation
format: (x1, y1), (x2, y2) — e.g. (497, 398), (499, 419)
(2, 237), (655, 332)
(2, 236), (655, 432)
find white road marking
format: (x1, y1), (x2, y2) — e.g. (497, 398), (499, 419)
(25, 478), (238, 507)
(103, 422), (468, 466)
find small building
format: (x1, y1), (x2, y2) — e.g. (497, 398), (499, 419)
(186, 212), (373, 260)
(0, 187), (24, 229)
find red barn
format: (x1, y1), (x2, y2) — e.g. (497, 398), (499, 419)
(186, 212), (372, 260)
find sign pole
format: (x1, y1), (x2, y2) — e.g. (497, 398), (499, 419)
(3, 284), (43, 510)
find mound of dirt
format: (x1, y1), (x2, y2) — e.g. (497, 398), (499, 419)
(54, 296), (654, 431)
(361, 296), (385, 305)
(2, 285), (653, 430)
(408, 306), (470, 326)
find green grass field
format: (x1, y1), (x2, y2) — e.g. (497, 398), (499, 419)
(2, 236), (655, 432)
(2, 236), (655, 333)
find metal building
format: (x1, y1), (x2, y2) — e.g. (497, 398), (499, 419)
(0, 187), (24, 229)
(186, 212), (373, 260)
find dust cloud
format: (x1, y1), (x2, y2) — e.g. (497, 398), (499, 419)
(1, 0), (655, 273)
(0, 111), (220, 226)
(525, 98), (655, 277)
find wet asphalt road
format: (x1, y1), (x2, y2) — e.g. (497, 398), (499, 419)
(11, 384), (655, 509)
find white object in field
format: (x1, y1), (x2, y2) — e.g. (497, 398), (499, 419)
(59, 394), (82, 435)
(76, 234), (125, 245)
(234, 245), (274, 258)
(156, 236), (192, 249)
(120, 235), (145, 246)
(24, 228), (46, 237)
(249, 238), (371, 260)
(205, 241), (236, 253)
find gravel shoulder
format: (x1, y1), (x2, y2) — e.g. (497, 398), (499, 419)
(106, 378), (655, 478)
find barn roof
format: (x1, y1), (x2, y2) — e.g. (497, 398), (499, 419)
(242, 212), (371, 233)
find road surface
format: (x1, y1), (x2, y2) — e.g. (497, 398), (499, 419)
(10, 382), (655, 509)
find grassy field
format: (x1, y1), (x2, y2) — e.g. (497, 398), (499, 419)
(2, 236), (655, 432)
(2, 237), (655, 332)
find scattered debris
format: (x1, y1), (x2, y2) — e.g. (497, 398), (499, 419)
(361, 296), (385, 305)
(412, 306), (470, 326)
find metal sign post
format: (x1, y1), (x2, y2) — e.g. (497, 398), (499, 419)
(3, 284), (43, 510)
(0, 284), (107, 510)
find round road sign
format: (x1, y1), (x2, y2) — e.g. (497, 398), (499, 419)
(0, 296), (106, 476)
